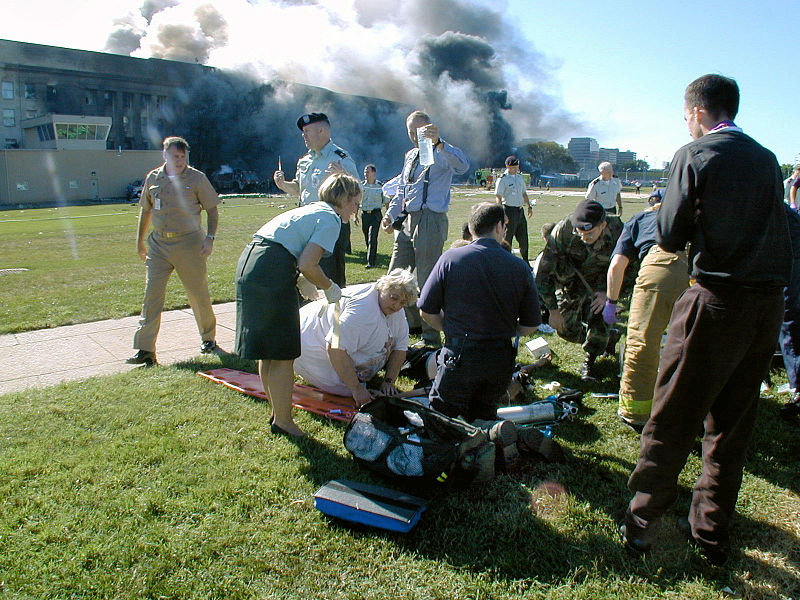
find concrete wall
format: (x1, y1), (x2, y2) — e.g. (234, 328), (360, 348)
(0, 149), (162, 206)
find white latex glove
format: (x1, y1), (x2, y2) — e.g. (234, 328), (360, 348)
(323, 281), (342, 303)
(296, 274), (319, 301)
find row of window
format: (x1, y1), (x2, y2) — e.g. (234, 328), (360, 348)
(53, 123), (110, 141)
(1, 81), (169, 109)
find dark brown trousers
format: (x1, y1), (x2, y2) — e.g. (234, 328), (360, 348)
(625, 282), (783, 551)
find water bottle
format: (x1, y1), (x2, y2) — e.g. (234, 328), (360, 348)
(417, 127), (435, 166)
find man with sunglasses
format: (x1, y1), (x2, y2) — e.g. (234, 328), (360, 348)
(536, 199), (627, 381)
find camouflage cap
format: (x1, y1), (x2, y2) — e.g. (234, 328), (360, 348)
(297, 112), (329, 130)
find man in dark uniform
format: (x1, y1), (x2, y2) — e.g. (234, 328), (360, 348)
(536, 199), (627, 380)
(418, 202), (541, 422)
(621, 74), (791, 564)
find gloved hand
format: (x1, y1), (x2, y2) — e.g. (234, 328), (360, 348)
(602, 300), (618, 324)
(296, 274), (318, 301)
(323, 281), (342, 303)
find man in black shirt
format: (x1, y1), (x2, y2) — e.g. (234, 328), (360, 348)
(418, 202), (541, 421)
(621, 74), (791, 564)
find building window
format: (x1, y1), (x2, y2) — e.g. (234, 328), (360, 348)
(37, 124), (54, 141)
(5, 138), (18, 149)
(85, 90), (97, 106)
(69, 180), (80, 189)
(122, 93), (132, 109)
(24, 84), (36, 99)
(2, 82), (13, 100)
(16, 182), (30, 191)
(25, 110), (37, 119)
(95, 125), (109, 140)
(46, 86), (57, 102)
(2, 109), (15, 127)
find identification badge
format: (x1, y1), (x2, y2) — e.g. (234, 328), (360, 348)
(154, 197), (161, 210)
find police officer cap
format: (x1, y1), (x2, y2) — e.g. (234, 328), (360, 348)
(572, 200), (606, 230)
(296, 112), (329, 130)
(505, 155), (520, 166)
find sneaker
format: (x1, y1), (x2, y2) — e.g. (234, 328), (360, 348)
(618, 415), (645, 434)
(200, 340), (222, 354)
(580, 353), (597, 382)
(538, 323), (556, 334)
(125, 350), (156, 366)
(677, 517), (728, 566)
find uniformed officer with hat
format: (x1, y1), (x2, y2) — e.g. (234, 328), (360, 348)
(274, 112), (359, 286)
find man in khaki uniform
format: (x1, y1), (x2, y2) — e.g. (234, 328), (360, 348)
(126, 136), (220, 366)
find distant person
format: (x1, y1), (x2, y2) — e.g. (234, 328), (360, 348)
(604, 190), (689, 431)
(789, 166), (800, 212)
(545, 181), (551, 192)
(536, 200), (627, 381)
(418, 202), (541, 421)
(779, 204), (800, 421)
(784, 164), (800, 209)
(273, 112), (359, 287)
(360, 164), (387, 269)
(635, 182), (642, 195)
(293, 270), (417, 404)
(586, 161), (623, 216)
(126, 136), (220, 367)
(381, 110), (469, 347)
(651, 180), (658, 192)
(235, 173), (362, 438)
(621, 74), (791, 565)
(495, 155), (533, 264)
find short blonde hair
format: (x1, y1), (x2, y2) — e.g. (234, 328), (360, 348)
(318, 173), (361, 208)
(376, 268), (418, 306)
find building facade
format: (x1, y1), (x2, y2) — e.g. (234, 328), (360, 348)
(0, 39), (207, 151)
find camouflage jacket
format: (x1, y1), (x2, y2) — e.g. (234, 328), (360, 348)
(536, 215), (633, 309)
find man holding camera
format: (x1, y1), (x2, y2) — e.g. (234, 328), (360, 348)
(382, 110), (469, 347)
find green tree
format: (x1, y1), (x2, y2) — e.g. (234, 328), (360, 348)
(523, 141), (578, 176)
(618, 159), (650, 173)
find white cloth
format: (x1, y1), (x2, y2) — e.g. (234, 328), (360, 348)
(585, 176), (622, 210)
(494, 171), (526, 207)
(294, 283), (409, 396)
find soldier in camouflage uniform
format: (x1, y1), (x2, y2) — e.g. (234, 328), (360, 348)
(536, 199), (631, 380)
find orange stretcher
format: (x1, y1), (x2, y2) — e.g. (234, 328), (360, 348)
(198, 368), (359, 422)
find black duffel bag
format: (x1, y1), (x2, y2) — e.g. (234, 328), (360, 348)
(344, 396), (495, 486)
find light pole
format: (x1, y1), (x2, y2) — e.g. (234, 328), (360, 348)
(625, 168), (630, 184)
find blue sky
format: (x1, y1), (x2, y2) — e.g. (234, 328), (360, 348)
(509, 0), (799, 166)
(1, 0), (797, 167)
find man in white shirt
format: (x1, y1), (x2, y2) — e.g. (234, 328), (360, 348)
(586, 161), (623, 216)
(495, 155), (533, 263)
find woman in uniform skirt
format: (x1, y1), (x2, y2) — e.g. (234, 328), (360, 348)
(235, 173), (362, 437)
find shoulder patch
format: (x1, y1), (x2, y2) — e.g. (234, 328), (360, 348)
(334, 148), (348, 159)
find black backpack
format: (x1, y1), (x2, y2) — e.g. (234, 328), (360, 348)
(344, 396), (495, 486)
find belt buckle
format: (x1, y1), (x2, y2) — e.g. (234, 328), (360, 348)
(162, 231), (179, 238)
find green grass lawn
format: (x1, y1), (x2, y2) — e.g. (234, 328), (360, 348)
(1, 190), (798, 598)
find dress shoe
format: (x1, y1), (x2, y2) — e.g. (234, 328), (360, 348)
(618, 523), (651, 556)
(677, 517), (728, 566)
(125, 350), (156, 366)
(779, 392), (800, 421)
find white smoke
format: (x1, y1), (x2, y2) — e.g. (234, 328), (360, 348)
(103, 0), (579, 160)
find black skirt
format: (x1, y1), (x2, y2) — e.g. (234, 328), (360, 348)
(234, 239), (300, 360)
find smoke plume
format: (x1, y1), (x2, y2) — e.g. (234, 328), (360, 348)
(104, 0), (580, 179)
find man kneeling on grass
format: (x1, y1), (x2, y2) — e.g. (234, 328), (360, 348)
(293, 269), (417, 406)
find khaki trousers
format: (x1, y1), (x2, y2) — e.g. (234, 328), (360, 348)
(133, 230), (216, 351)
(618, 246), (689, 424)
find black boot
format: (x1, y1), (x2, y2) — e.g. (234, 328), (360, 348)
(602, 327), (621, 358)
(581, 353), (597, 381)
